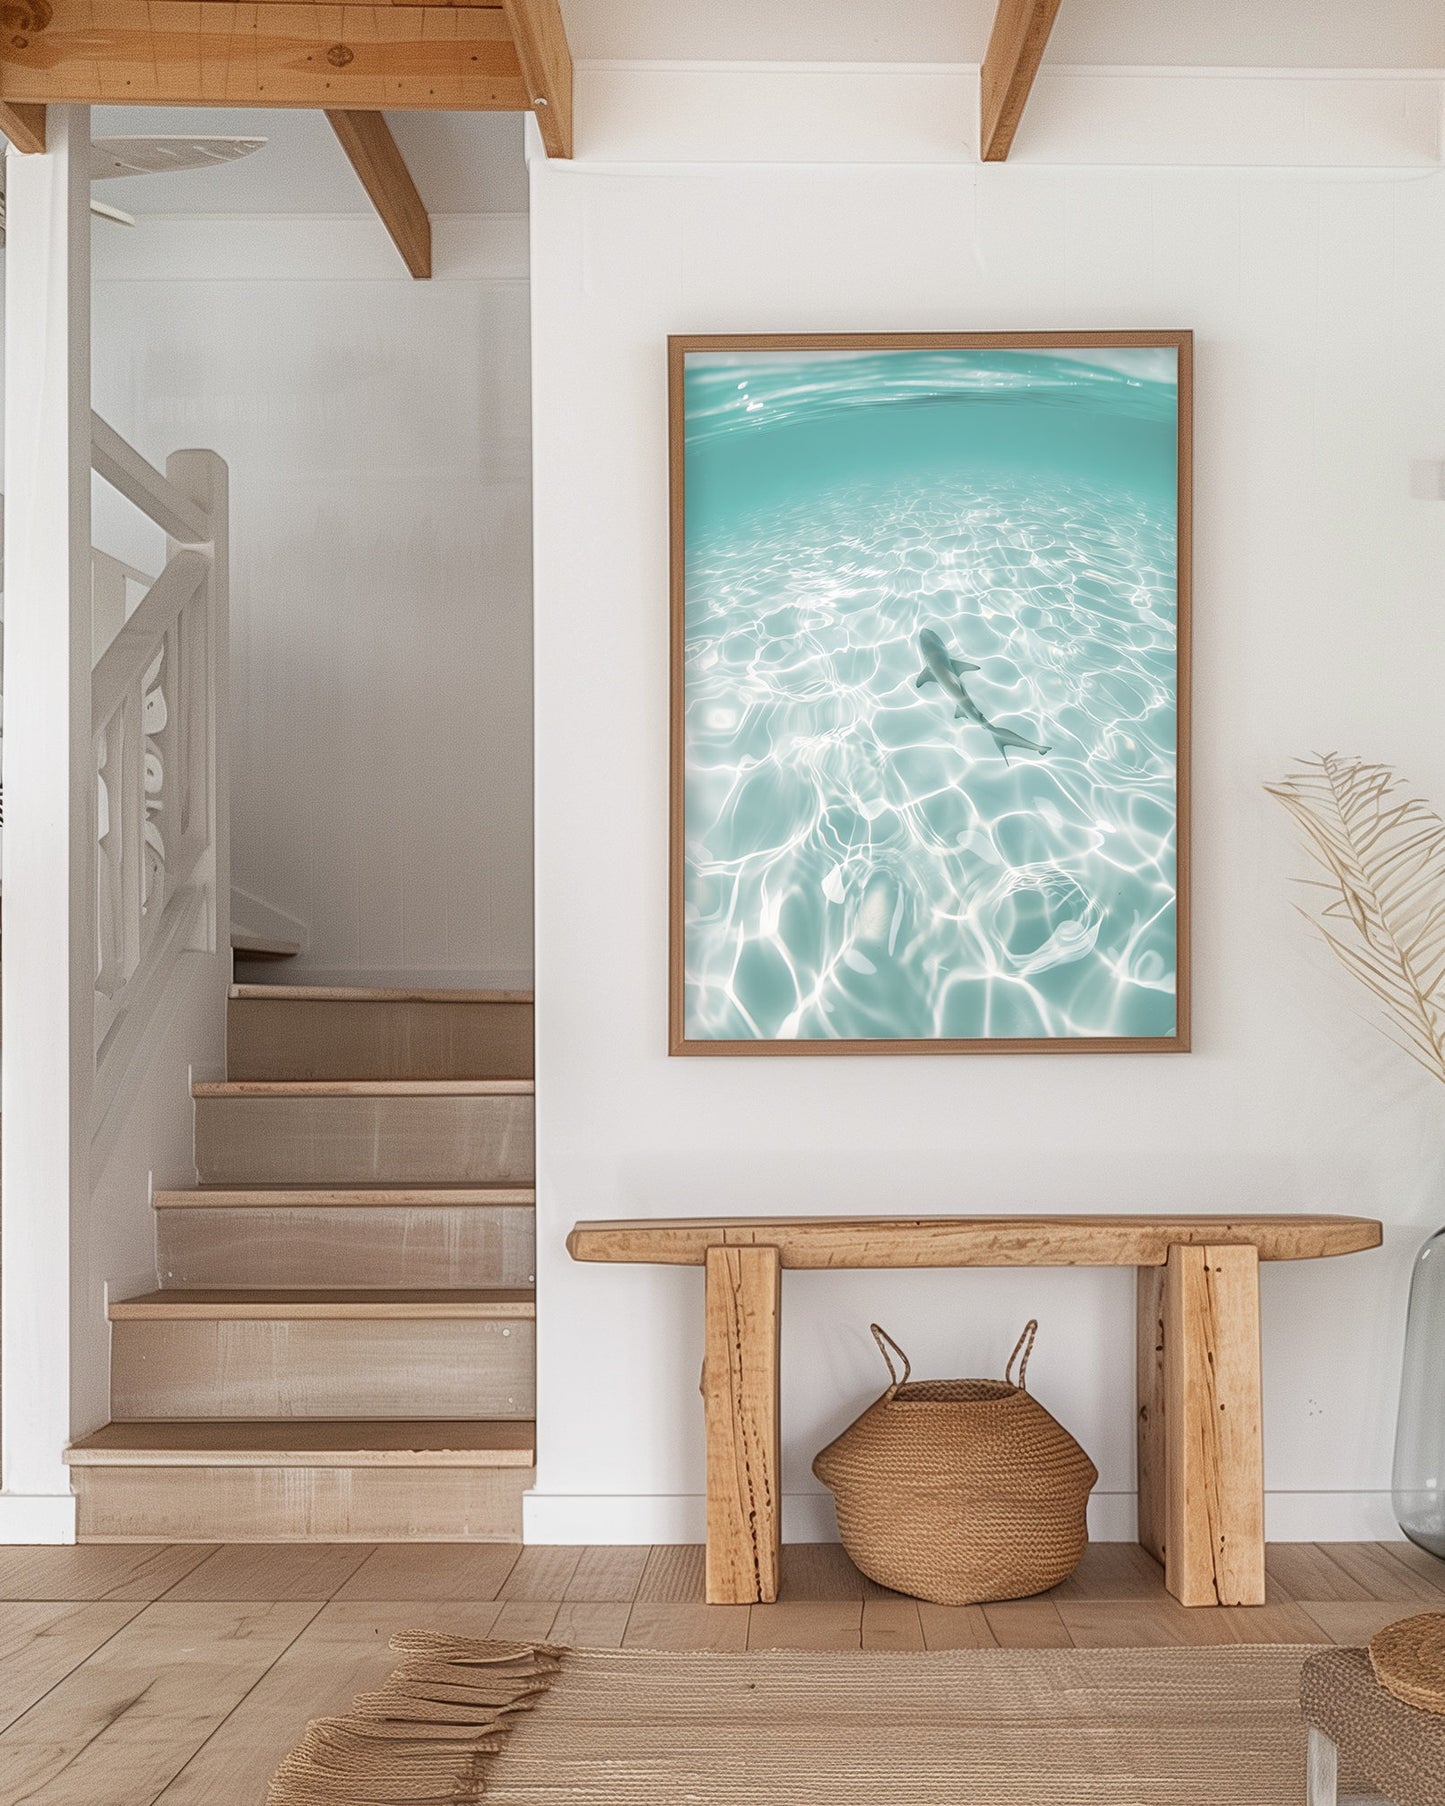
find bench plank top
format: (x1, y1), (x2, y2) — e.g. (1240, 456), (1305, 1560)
(567, 1214), (1382, 1269)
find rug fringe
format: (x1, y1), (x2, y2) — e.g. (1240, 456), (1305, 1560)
(267, 1635), (565, 1806)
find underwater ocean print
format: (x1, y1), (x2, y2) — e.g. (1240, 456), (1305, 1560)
(679, 344), (1181, 1045)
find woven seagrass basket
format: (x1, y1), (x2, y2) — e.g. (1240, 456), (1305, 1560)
(813, 1320), (1097, 1606)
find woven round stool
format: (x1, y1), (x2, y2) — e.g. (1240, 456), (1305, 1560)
(1300, 1642), (1445, 1806)
(1369, 1613), (1445, 1714)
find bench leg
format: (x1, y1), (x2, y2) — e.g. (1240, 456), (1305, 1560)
(703, 1244), (781, 1606)
(1136, 1263), (1168, 1568)
(1307, 1727), (1338, 1806)
(1137, 1243), (1266, 1606)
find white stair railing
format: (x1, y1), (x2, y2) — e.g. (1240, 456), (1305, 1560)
(88, 418), (229, 1127)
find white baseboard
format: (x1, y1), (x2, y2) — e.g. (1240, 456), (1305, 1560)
(524, 1489), (1395, 1545)
(0, 1493), (77, 1544)
(1264, 1491), (1399, 1541)
(524, 1491), (837, 1545)
(526, 1490), (1138, 1544)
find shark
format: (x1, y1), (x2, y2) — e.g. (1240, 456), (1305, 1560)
(914, 627), (1051, 762)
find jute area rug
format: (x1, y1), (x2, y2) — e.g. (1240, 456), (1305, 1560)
(268, 1632), (1368, 1806)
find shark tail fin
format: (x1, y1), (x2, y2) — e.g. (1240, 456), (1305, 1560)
(991, 727), (1051, 760)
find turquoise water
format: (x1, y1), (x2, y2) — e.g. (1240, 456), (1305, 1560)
(681, 348), (1179, 1043)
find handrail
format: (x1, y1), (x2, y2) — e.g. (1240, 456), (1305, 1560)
(89, 434), (227, 1129)
(90, 412), (210, 545)
(92, 547), (157, 665)
(91, 550), (207, 730)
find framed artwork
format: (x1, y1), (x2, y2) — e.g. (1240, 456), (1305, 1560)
(669, 331), (1191, 1056)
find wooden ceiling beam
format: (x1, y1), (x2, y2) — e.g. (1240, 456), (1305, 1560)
(0, 0), (574, 152)
(500, 0), (572, 158)
(0, 101), (45, 154)
(0, 1), (526, 111)
(326, 110), (431, 279)
(980, 0), (1063, 162)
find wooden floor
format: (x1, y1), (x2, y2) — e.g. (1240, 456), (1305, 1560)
(0, 1539), (1440, 1803)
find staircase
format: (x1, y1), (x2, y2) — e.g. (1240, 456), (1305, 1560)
(65, 984), (536, 1541)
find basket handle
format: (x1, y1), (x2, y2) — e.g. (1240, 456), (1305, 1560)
(870, 1324), (912, 1395)
(1006, 1319), (1039, 1391)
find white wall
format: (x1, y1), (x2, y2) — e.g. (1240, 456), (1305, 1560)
(562, 0), (1445, 68)
(527, 74), (1445, 1542)
(91, 213), (535, 986)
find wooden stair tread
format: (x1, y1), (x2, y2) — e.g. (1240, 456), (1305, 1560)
(66, 1419), (536, 1467)
(194, 1079), (534, 1098)
(229, 984), (534, 1004)
(109, 1287), (536, 1320)
(154, 1185), (536, 1209)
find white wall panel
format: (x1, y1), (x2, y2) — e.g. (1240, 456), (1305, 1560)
(527, 89), (1445, 1540)
(92, 219), (534, 986)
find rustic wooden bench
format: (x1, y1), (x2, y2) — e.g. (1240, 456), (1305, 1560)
(567, 1214), (1382, 1608)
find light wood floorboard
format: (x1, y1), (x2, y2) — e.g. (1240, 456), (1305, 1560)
(150, 1601), (510, 1806)
(1377, 1537), (1445, 1595)
(635, 1543), (706, 1603)
(0, 1539), (1437, 1804)
(497, 1544), (582, 1599)
(565, 1544), (649, 1603)
(861, 1595), (925, 1650)
(550, 1601), (632, 1648)
(0, 1603), (145, 1734)
(982, 1598), (1073, 1647)
(331, 1542), (520, 1601)
(161, 1543), (377, 1602)
(0, 1602), (317, 1806)
(622, 1600), (750, 1651)
(916, 1601), (996, 1649)
(1319, 1540), (1445, 1602)
(747, 1599), (863, 1650)
(1296, 1599), (1420, 1644)
(490, 1598), (564, 1642)
(0, 1544), (216, 1601)
(1265, 1542), (1374, 1603)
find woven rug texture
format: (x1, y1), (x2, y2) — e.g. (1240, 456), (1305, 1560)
(272, 1636), (1373, 1805)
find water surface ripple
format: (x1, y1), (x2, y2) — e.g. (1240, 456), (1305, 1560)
(682, 351), (1179, 1043)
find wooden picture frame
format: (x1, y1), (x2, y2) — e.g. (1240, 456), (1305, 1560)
(669, 331), (1192, 1056)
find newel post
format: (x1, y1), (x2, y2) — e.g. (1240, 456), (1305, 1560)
(0, 107), (93, 1539)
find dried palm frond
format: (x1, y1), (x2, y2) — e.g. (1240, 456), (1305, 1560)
(1266, 754), (1445, 1085)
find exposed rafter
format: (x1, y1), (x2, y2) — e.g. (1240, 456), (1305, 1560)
(327, 111), (431, 279)
(980, 0), (1062, 162)
(501, 0), (573, 159)
(0, 100), (45, 154)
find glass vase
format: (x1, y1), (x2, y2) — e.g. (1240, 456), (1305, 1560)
(1394, 1227), (1445, 1556)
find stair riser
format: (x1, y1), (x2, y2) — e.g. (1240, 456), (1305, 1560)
(194, 1094), (534, 1185)
(111, 1320), (536, 1419)
(228, 999), (534, 1082)
(157, 1207), (537, 1289)
(74, 1465), (530, 1541)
